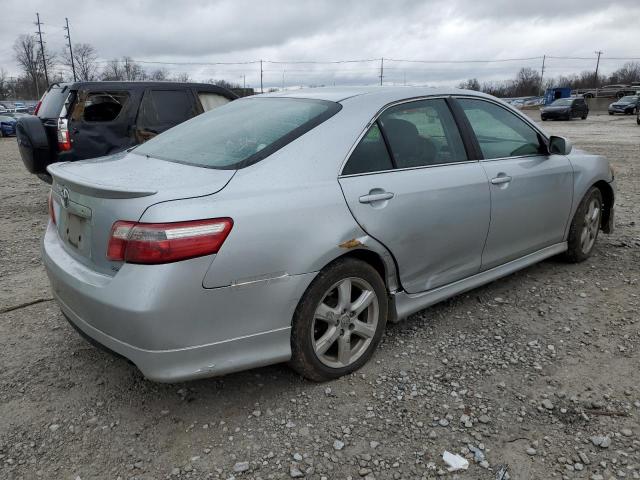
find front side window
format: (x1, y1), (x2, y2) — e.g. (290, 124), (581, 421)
(457, 98), (544, 159)
(138, 90), (195, 129)
(134, 97), (341, 169)
(379, 99), (467, 168)
(342, 123), (393, 175)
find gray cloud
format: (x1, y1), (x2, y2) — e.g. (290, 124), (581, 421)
(1, 0), (638, 88)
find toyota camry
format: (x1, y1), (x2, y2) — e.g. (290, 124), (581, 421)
(44, 87), (616, 382)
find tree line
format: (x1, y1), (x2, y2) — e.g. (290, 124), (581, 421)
(1, 34), (242, 100)
(459, 63), (640, 98)
(2, 32), (639, 101)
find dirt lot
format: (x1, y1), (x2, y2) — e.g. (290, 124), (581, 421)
(1, 113), (639, 480)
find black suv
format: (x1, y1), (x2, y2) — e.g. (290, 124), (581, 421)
(540, 97), (589, 121)
(16, 81), (237, 181)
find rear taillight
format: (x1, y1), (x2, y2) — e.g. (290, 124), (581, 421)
(48, 190), (56, 225)
(57, 118), (72, 151)
(106, 218), (233, 264)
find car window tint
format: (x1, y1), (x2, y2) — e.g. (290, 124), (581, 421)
(198, 92), (231, 111)
(457, 98), (544, 159)
(379, 98), (467, 168)
(138, 90), (194, 127)
(342, 123), (393, 175)
(134, 98), (341, 169)
(82, 91), (129, 122)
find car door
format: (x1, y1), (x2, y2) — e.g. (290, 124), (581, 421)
(339, 98), (491, 294)
(69, 89), (133, 159)
(135, 88), (198, 142)
(455, 97), (573, 270)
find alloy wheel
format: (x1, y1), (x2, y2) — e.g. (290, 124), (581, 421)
(311, 277), (378, 368)
(580, 198), (601, 254)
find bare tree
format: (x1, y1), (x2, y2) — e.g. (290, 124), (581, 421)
(13, 34), (54, 97)
(458, 78), (480, 91)
(173, 72), (191, 83)
(101, 59), (125, 80)
(0, 68), (8, 100)
(101, 57), (146, 81)
(122, 57), (146, 81)
(62, 43), (98, 81)
(608, 62), (640, 85)
(149, 67), (170, 81)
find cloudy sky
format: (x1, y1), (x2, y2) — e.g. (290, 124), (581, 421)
(1, 0), (639, 89)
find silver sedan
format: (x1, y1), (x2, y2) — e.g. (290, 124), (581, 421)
(43, 87), (615, 382)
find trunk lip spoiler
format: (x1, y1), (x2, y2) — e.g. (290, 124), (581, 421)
(48, 163), (157, 199)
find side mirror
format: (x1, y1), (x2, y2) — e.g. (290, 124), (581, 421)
(549, 136), (572, 155)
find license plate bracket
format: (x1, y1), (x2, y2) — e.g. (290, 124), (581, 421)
(63, 211), (92, 257)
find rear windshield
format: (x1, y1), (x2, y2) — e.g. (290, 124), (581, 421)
(133, 97), (341, 169)
(38, 85), (73, 119)
(550, 99), (572, 106)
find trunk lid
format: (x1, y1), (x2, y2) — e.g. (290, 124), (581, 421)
(48, 151), (236, 275)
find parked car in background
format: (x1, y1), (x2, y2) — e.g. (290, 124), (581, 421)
(608, 95), (639, 115)
(540, 97), (589, 121)
(575, 84), (638, 99)
(16, 81), (237, 182)
(0, 115), (17, 137)
(43, 87), (615, 383)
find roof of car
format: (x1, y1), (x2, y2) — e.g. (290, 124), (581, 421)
(46, 81), (237, 98)
(262, 85), (493, 104)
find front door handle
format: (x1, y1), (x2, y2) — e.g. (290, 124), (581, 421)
(491, 175), (512, 185)
(359, 192), (395, 204)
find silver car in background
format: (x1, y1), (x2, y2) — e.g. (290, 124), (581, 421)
(43, 87), (615, 382)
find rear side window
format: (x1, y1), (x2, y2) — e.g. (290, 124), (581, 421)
(342, 123), (393, 175)
(138, 90), (195, 127)
(457, 98), (544, 159)
(82, 91), (129, 122)
(379, 99), (467, 168)
(134, 97), (341, 169)
(198, 92), (231, 111)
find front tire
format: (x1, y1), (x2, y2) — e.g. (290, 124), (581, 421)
(289, 258), (388, 381)
(563, 187), (603, 263)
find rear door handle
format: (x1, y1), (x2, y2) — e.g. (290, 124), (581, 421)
(359, 192), (395, 203)
(491, 175), (512, 185)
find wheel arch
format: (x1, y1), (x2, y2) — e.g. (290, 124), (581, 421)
(594, 180), (614, 233)
(309, 245), (402, 323)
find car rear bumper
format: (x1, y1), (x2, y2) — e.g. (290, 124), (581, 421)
(43, 222), (316, 382)
(540, 111), (571, 119)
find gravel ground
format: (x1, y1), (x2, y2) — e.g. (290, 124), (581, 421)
(0, 113), (639, 480)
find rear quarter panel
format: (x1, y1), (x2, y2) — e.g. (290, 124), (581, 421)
(137, 104), (398, 290)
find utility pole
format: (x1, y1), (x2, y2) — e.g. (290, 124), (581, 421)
(64, 17), (76, 81)
(35, 12), (49, 88)
(260, 60), (263, 94)
(379, 57), (384, 86)
(539, 54), (546, 96)
(594, 51), (603, 91)
(281, 70), (285, 91)
(242, 75), (246, 90)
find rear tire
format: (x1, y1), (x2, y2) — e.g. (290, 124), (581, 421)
(609, 112), (614, 115)
(289, 258), (388, 382)
(563, 187), (603, 263)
